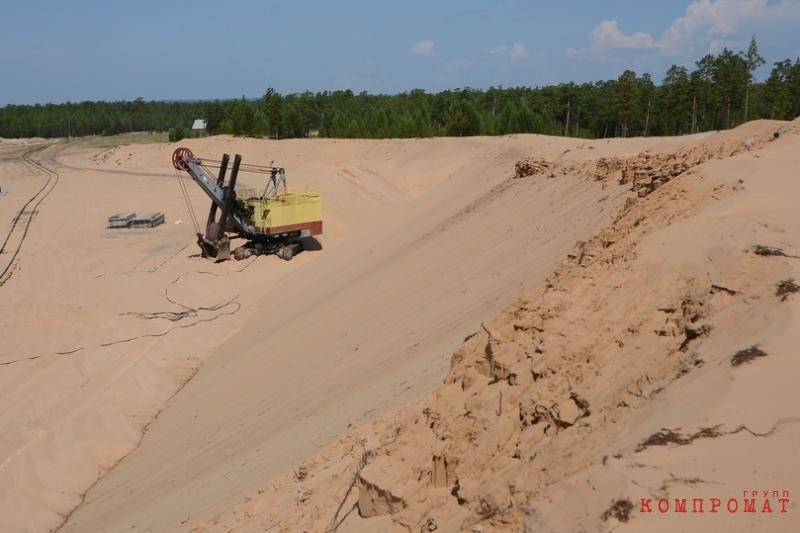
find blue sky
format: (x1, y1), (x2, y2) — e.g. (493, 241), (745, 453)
(2, 0), (799, 105)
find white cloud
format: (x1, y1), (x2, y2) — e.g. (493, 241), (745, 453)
(489, 43), (537, 61)
(570, 0), (800, 58)
(588, 20), (655, 51)
(411, 40), (435, 56)
(658, 0), (800, 55)
(510, 42), (529, 61)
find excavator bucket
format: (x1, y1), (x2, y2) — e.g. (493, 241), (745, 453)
(197, 233), (230, 261)
(215, 237), (231, 261)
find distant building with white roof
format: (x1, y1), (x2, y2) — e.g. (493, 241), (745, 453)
(192, 119), (207, 131)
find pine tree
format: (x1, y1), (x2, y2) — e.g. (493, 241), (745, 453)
(231, 99), (255, 136)
(713, 49), (749, 128)
(445, 99), (481, 136)
(661, 66), (692, 134)
(613, 70), (639, 137)
(263, 88), (284, 138)
(742, 35), (766, 121)
(205, 101), (225, 134)
(692, 54), (716, 130)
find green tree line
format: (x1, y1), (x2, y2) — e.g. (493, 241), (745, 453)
(2, 37), (798, 140)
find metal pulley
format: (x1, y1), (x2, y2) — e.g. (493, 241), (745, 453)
(172, 147), (195, 171)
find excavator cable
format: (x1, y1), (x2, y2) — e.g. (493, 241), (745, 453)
(195, 156), (283, 174)
(174, 168), (201, 233)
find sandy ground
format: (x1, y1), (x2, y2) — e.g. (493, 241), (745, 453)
(1, 121), (797, 532)
(185, 120), (799, 533)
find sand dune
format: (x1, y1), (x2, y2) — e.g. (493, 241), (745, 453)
(2, 121), (796, 532)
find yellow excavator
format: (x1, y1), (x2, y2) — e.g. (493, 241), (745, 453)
(172, 147), (322, 261)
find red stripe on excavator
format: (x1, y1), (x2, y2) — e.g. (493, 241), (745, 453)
(256, 220), (323, 235)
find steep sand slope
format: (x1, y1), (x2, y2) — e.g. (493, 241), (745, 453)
(178, 119), (797, 532)
(0, 135), (518, 532)
(54, 131), (712, 533)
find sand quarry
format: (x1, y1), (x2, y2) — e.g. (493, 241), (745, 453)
(1, 120), (799, 532)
